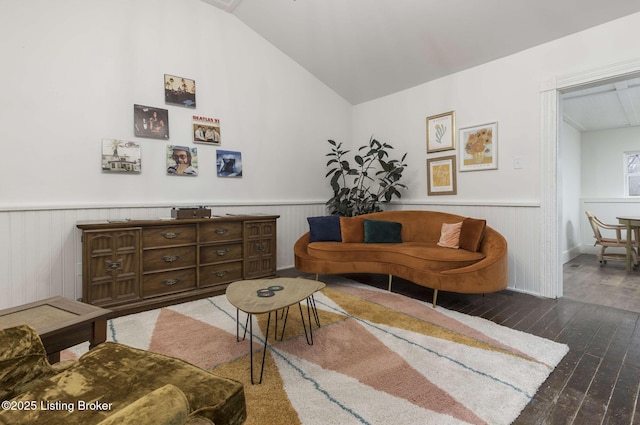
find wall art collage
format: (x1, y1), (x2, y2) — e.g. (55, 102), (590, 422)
(101, 73), (242, 178)
(425, 110), (498, 195)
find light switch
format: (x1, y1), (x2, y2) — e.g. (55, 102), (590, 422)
(513, 156), (525, 169)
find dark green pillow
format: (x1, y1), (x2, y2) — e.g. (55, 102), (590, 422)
(363, 219), (402, 243)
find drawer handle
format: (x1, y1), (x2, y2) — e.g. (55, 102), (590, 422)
(106, 259), (122, 270)
(214, 228), (228, 235)
(256, 244), (265, 252)
(161, 232), (179, 239)
(161, 255), (180, 263)
(162, 278), (179, 286)
(216, 249), (231, 256)
(214, 270), (228, 277)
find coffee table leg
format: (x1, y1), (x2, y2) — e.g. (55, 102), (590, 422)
(276, 307), (290, 341)
(236, 309), (250, 342)
(298, 302), (314, 345)
(250, 312), (271, 385)
(309, 295), (321, 327)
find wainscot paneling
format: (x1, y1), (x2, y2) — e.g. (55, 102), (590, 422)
(0, 201), (541, 309)
(0, 202), (327, 309)
(392, 202), (542, 296)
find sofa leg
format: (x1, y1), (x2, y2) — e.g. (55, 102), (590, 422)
(315, 273), (319, 281)
(432, 289), (438, 308)
(388, 275), (393, 292)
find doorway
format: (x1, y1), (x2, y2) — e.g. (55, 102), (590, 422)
(554, 69), (640, 310)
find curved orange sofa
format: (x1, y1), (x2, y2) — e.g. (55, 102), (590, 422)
(294, 210), (508, 306)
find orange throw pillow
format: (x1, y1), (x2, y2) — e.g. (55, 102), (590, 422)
(340, 216), (365, 243)
(437, 222), (463, 249)
(459, 218), (486, 252)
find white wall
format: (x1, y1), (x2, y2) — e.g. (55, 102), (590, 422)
(578, 126), (640, 256)
(350, 11), (640, 294)
(3, 2), (640, 307)
(0, 0), (351, 208)
(581, 126), (640, 198)
(0, 0), (350, 308)
(560, 121), (582, 262)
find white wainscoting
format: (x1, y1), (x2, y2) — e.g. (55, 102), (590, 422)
(392, 202), (541, 296)
(0, 202), (327, 310)
(0, 201), (542, 309)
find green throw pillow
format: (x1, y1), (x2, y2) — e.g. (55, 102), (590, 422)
(363, 219), (402, 243)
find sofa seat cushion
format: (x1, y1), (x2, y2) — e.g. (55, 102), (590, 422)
(0, 342), (246, 425)
(307, 241), (485, 272)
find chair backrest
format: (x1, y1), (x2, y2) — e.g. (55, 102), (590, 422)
(585, 211), (604, 242)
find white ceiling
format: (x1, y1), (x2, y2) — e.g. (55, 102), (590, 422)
(562, 76), (640, 131)
(202, 0), (640, 131)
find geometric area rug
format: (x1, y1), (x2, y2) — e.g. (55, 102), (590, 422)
(63, 277), (569, 425)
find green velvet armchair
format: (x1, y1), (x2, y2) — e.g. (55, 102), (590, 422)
(0, 325), (246, 425)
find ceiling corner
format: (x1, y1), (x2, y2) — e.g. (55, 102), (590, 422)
(200, 0), (243, 13)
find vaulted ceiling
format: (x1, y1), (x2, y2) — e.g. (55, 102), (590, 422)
(202, 0), (640, 131)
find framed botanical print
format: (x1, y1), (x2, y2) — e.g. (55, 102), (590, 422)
(459, 122), (498, 171)
(426, 111), (455, 153)
(427, 155), (457, 195)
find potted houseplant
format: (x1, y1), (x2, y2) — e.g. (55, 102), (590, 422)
(325, 137), (408, 216)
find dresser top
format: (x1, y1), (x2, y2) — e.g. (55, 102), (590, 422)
(76, 214), (279, 229)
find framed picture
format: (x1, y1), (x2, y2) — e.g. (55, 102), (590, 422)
(427, 155), (457, 195)
(134, 105), (169, 139)
(164, 74), (196, 108)
(426, 111), (455, 153)
(459, 122), (498, 171)
(102, 139), (141, 173)
(216, 150), (242, 177)
(167, 145), (198, 176)
(193, 116), (221, 145)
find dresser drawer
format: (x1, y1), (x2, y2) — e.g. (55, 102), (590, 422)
(143, 225), (196, 247)
(143, 246), (196, 271)
(200, 261), (242, 288)
(143, 268), (196, 298)
(200, 243), (242, 265)
(200, 222), (242, 243)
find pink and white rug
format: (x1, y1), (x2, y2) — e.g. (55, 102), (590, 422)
(64, 279), (568, 425)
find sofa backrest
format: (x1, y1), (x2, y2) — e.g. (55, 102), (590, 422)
(355, 210), (467, 243)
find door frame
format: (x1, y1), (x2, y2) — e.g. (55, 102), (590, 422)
(541, 58), (640, 298)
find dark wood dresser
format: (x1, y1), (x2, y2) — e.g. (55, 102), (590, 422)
(77, 215), (278, 314)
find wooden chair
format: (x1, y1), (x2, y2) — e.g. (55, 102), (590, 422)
(586, 211), (639, 268)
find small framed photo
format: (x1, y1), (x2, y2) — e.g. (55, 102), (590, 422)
(459, 122), (498, 171)
(102, 139), (141, 173)
(427, 155), (457, 195)
(164, 74), (196, 108)
(426, 111), (455, 153)
(167, 145), (198, 176)
(216, 150), (242, 177)
(134, 105), (169, 139)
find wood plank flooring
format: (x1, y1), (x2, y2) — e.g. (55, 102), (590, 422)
(279, 258), (640, 424)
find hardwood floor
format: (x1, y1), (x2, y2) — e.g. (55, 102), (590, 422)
(280, 259), (640, 424)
